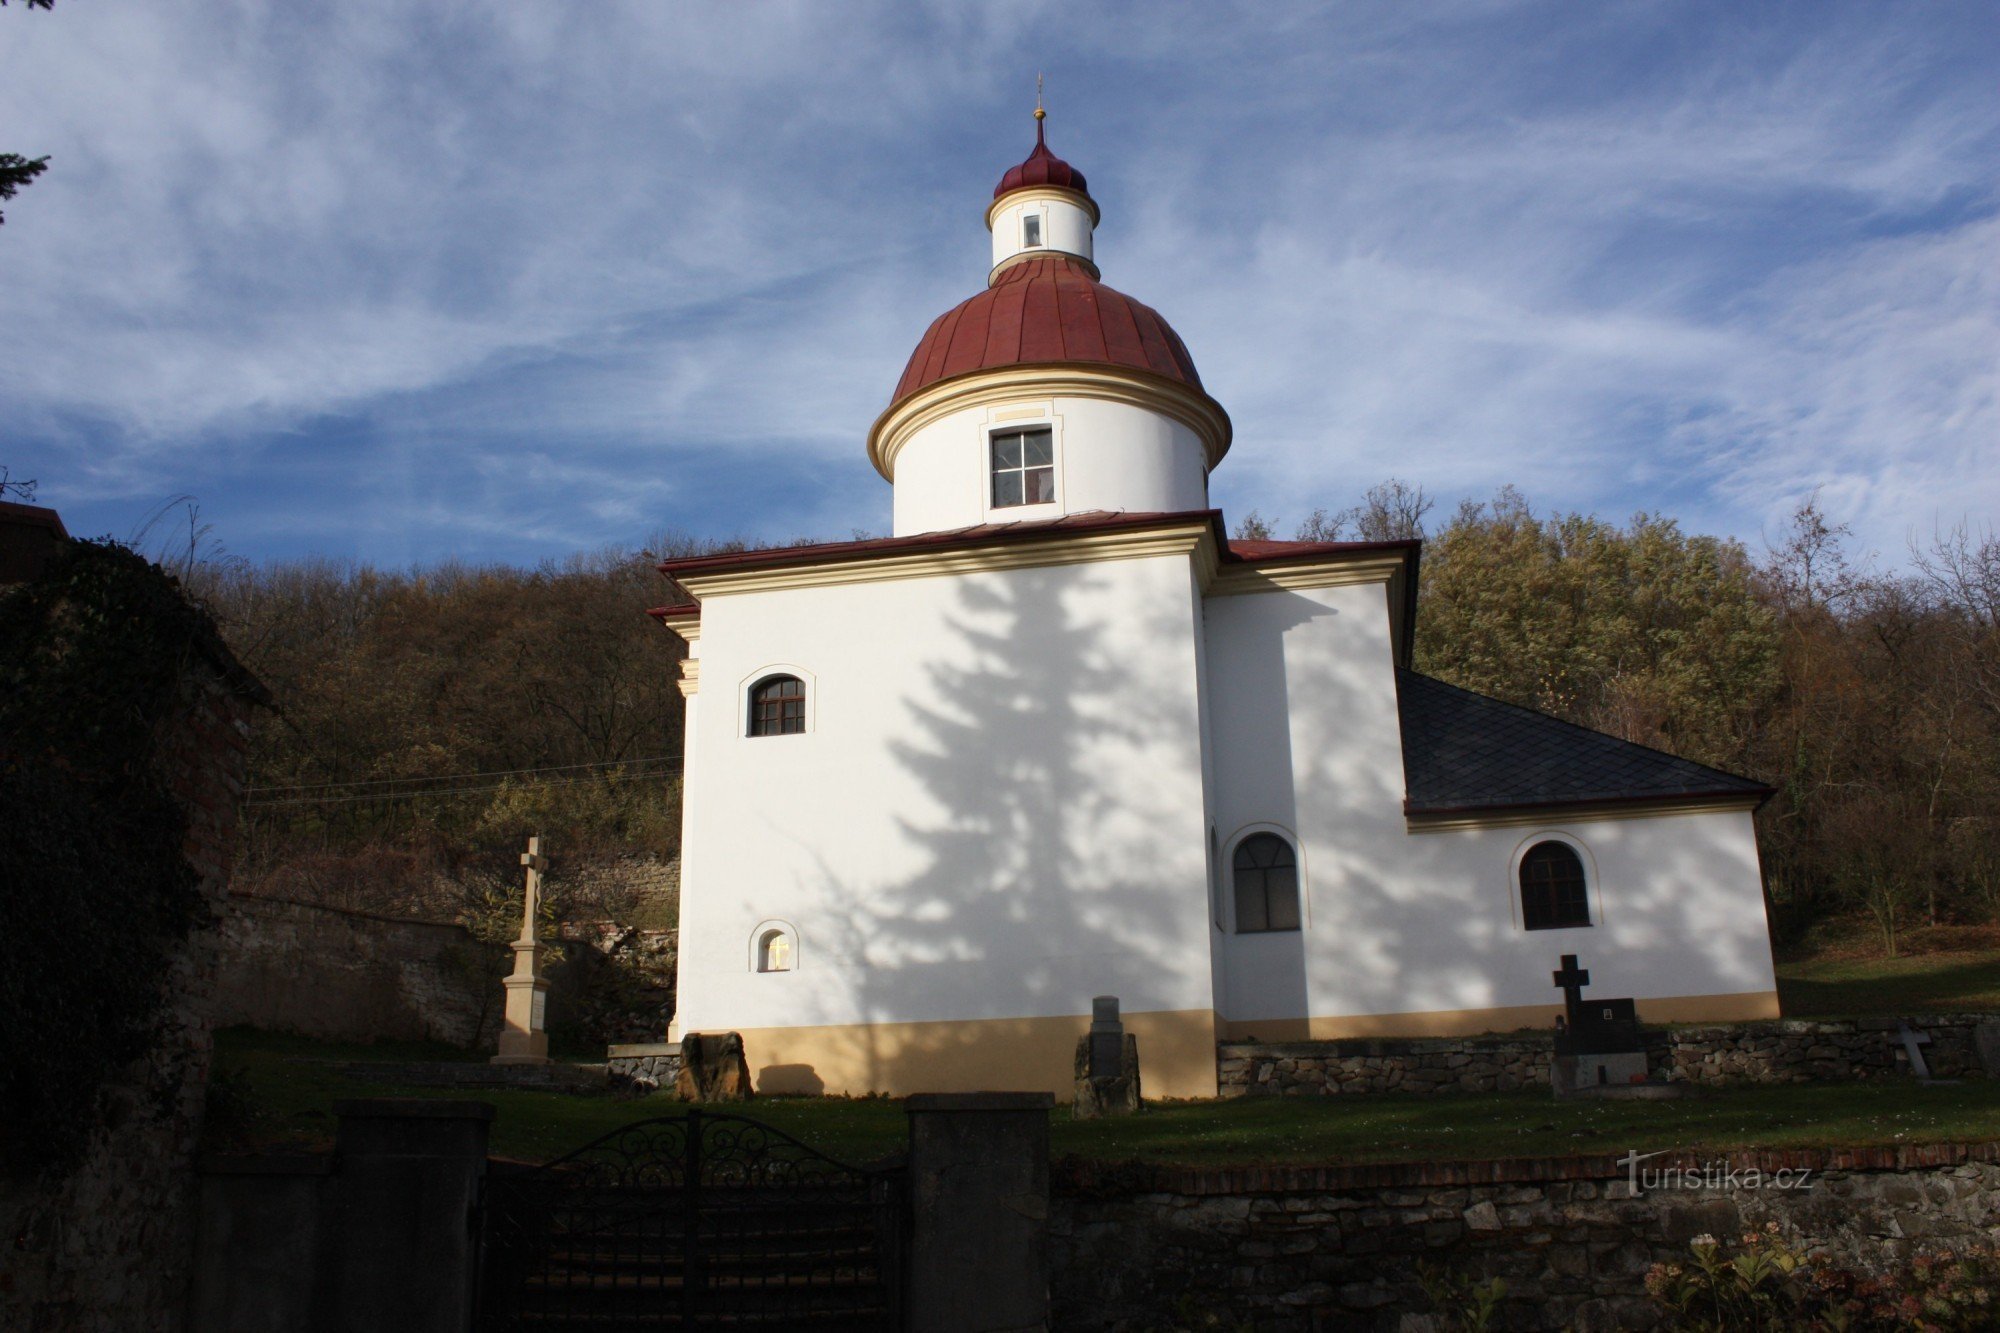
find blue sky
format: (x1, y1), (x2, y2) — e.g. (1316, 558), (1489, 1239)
(2, 2), (1994, 568)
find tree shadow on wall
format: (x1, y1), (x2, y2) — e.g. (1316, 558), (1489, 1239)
(799, 563), (1214, 1096)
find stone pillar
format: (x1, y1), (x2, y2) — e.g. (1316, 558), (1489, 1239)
(187, 1154), (336, 1333)
(905, 1092), (1054, 1333)
(328, 1100), (493, 1333)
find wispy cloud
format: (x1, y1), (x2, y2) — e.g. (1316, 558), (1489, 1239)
(0, 0), (1993, 564)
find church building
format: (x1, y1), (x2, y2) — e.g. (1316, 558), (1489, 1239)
(652, 115), (1780, 1100)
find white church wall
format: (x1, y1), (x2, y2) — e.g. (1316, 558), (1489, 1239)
(889, 394), (1210, 536)
(1202, 580), (1779, 1038)
(1202, 578), (1408, 1029)
(673, 548), (1222, 1097)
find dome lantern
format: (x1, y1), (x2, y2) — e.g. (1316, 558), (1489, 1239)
(986, 108), (1099, 283)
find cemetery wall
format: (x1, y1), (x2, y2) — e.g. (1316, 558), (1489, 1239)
(215, 895), (501, 1048)
(0, 668), (255, 1333)
(1050, 1142), (2000, 1331)
(1219, 1014), (2000, 1097)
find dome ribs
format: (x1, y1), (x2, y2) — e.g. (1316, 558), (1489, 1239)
(895, 309), (954, 402)
(1017, 262), (1066, 363)
(1097, 288), (1148, 369)
(939, 287), (995, 381)
(1055, 272), (1109, 363)
(983, 269), (1030, 366)
(888, 255), (1210, 406)
(1125, 301), (1182, 383)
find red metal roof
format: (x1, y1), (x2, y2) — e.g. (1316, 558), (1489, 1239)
(994, 121), (1090, 201)
(651, 513), (1418, 607)
(890, 255), (1203, 408)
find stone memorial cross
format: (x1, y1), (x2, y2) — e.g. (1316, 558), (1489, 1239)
(491, 834), (552, 1066)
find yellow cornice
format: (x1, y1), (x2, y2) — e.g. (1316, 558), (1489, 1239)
(1205, 551), (1415, 665)
(989, 250), (1099, 284)
(867, 364), (1232, 481)
(656, 612), (701, 644)
(1205, 553), (1409, 598)
(675, 658), (700, 698)
(985, 184), (1100, 229)
(1404, 794), (1764, 835)
(674, 519), (1219, 600)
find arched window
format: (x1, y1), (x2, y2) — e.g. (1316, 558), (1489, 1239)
(748, 675), (805, 737)
(1520, 841), (1591, 930)
(757, 929), (793, 972)
(1233, 833), (1301, 933)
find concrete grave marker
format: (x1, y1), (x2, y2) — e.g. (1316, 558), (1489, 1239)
(1073, 994), (1141, 1118)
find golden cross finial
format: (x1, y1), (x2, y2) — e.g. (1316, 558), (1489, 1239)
(1035, 73), (1045, 122)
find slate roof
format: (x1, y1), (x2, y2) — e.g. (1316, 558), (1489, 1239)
(1396, 669), (1769, 815)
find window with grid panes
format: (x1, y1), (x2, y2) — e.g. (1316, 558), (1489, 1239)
(1520, 841), (1590, 929)
(1232, 833), (1301, 933)
(990, 427), (1054, 508)
(748, 675), (805, 736)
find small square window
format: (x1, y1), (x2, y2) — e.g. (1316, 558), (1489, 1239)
(1022, 214), (1042, 248)
(990, 428), (1054, 509)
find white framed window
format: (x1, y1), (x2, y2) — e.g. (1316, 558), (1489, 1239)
(1508, 832), (1599, 932)
(749, 920), (799, 973)
(740, 664), (816, 739)
(990, 427), (1055, 508)
(1022, 213), (1043, 248)
(1221, 824), (1308, 934)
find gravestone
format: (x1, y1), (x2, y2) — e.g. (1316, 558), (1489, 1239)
(1072, 995), (1140, 1119)
(1550, 954), (1650, 1096)
(674, 1031), (754, 1102)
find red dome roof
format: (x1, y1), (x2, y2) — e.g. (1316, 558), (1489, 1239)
(994, 121), (1090, 200)
(890, 255), (1204, 406)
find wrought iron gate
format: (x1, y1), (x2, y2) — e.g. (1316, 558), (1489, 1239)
(476, 1110), (905, 1331)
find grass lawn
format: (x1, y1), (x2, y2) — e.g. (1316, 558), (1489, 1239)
(1776, 950), (2000, 1019)
(212, 1028), (2000, 1169)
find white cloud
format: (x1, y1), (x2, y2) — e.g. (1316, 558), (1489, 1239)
(0, 0), (1992, 563)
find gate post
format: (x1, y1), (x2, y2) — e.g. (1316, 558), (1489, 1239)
(329, 1099), (494, 1333)
(904, 1092), (1054, 1333)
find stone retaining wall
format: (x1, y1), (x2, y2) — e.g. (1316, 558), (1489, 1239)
(214, 895), (501, 1048)
(1220, 1015), (2000, 1098)
(1051, 1143), (2000, 1331)
(605, 1042), (684, 1090)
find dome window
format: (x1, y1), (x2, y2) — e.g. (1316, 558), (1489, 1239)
(1022, 213), (1043, 248)
(991, 427), (1054, 508)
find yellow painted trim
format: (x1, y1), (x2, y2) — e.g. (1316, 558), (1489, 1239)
(1220, 990), (1783, 1042)
(867, 364), (1232, 481)
(1206, 553), (1408, 597)
(714, 1007), (1222, 1100)
(675, 658), (699, 698)
(674, 520), (1219, 600)
(990, 250), (1101, 284)
(985, 184), (1100, 230)
(657, 612), (701, 643)
(1405, 795), (1765, 834)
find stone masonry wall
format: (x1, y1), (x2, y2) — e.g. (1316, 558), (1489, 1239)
(1220, 1015), (2000, 1098)
(214, 895), (502, 1048)
(0, 668), (255, 1333)
(1051, 1143), (2000, 1331)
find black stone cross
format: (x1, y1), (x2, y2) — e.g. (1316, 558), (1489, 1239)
(1552, 954), (1590, 1026)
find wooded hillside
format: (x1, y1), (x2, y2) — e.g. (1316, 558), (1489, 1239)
(195, 493), (1999, 955)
